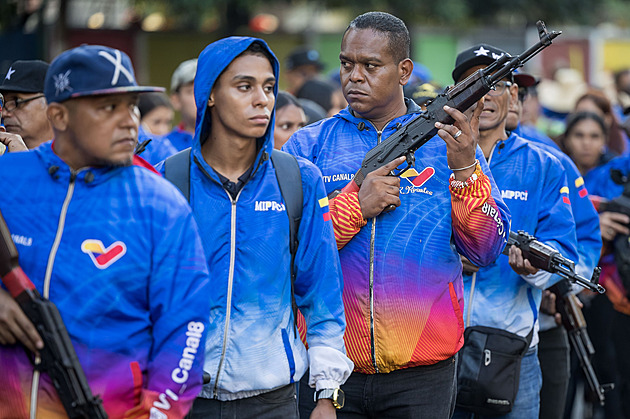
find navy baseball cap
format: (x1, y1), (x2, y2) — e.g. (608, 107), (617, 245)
(513, 70), (538, 88)
(452, 43), (511, 83)
(0, 60), (49, 94)
(285, 47), (324, 71)
(45, 45), (164, 104)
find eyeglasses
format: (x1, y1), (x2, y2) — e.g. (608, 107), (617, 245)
(487, 81), (512, 97)
(2, 94), (45, 112)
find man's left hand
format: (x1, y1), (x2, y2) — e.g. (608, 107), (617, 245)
(508, 245), (538, 276)
(310, 399), (337, 419)
(0, 131), (28, 153)
(435, 99), (484, 181)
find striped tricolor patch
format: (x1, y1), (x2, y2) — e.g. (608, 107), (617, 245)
(319, 197), (331, 222)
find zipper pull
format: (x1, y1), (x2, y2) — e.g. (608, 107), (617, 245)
(484, 349), (491, 366)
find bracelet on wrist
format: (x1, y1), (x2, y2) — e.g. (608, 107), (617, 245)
(448, 159), (479, 172)
(449, 171), (479, 189)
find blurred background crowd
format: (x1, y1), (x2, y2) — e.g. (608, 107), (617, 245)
(4, 0), (630, 166)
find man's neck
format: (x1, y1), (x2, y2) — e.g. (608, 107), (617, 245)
(356, 97), (408, 132)
(479, 126), (509, 160)
(201, 133), (258, 183)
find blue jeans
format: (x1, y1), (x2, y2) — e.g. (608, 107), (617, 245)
(300, 356), (458, 419)
(185, 384), (298, 419)
(452, 346), (542, 419)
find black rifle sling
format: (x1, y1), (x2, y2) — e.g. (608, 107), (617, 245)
(164, 148), (303, 328)
(164, 148), (192, 201)
(270, 149), (303, 330)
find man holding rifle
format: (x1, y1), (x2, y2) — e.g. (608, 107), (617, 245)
(0, 45), (212, 418)
(284, 11), (510, 418)
(506, 71), (603, 419)
(451, 44), (579, 419)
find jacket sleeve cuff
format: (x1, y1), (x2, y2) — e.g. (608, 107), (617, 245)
(329, 192), (367, 249)
(307, 346), (354, 391)
(522, 270), (554, 289)
(449, 164), (488, 198)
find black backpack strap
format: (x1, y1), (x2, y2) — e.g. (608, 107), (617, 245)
(164, 148), (192, 202)
(270, 150), (303, 331)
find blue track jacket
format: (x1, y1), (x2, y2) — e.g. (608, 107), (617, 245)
(157, 37), (352, 401)
(463, 133), (579, 346)
(0, 143), (211, 417)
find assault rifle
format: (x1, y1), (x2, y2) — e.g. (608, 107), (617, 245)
(504, 230), (613, 403)
(336, 20), (561, 195)
(549, 279), (614, 405)
(0, 210), (108, 419)
(503, 230), (605, 294)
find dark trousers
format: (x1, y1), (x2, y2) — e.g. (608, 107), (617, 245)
(538, 326), (570, 419)
(564, 294), (624, 419)
(186, 384), (298, 419)
(299, 356), (457, 419)
(612, 310), (630, 419)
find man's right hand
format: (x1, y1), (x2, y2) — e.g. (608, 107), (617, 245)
(0, 131), (28, 153)
(358, 156), (405, 219)
(600, 211), (630, 242)
(0, 288), (43, 353)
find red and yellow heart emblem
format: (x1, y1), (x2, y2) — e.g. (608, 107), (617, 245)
(81, 239), (127, 269)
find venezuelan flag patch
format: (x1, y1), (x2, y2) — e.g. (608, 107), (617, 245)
(560, 186), (571, 205)
(575, 177), (588, 198)
(319, 197), (331, 222)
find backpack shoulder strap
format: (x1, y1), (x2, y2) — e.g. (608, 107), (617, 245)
(270, 149), (303, 330)
(271, 149), (303, 243)
(164, 148), (192, 202)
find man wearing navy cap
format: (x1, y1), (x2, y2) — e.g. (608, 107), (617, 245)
(0, 60), (52, 150)
(0, 45), (212, 418)
(506, 70), (602, 419)
(452, 44), (578, 419)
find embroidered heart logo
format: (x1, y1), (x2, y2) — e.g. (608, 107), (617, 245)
(81, 239), (127, 269)
(401, 167), (435, 187)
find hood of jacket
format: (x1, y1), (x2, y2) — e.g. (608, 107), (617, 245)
(192, 37), (279, 170)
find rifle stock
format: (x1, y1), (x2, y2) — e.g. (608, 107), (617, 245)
(0, 210), (108, 419)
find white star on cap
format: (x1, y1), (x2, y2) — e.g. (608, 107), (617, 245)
(54, 70), (73, 96)
(473, 47), (490, 57)
(5, 67), (15, 80)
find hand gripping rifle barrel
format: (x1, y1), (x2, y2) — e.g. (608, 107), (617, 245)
(504, 230), (605, 294)
(339, 20), (561, 195)
(0, 210), (108, 419)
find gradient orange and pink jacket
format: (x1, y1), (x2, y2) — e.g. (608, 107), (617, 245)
(284, 100), (511, 374)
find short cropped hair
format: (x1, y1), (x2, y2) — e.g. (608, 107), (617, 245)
(345, 11), (410, 64)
